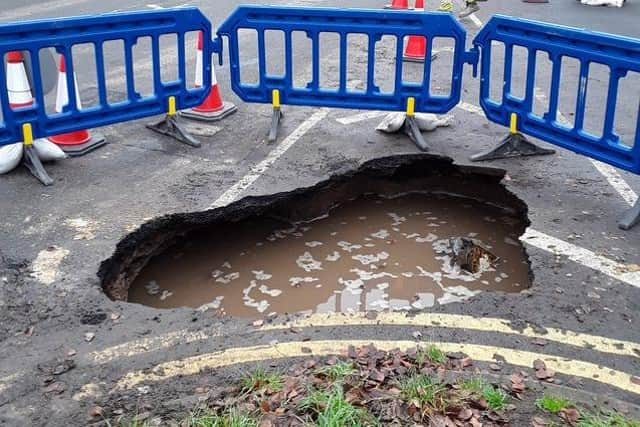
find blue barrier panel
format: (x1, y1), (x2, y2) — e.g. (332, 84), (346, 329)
(0, 8), (212, 147)
(216, 5), (478, 114)
(474, 15), (640, 174)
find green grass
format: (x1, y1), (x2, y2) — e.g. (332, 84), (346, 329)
(184, 408), (258, 427)
(399, 374), (449, 411)
(416, 345), (448, 366)
(458, 378), (508, 411)
(300, 385), (377, 427)
(578, 411), (640, 427)
(536, 395), (574, 415)
(481, 384), (510, 411)
(460, 378), (486, 395)
(319, 362), (358, 382)
(240, 367), (283, 393)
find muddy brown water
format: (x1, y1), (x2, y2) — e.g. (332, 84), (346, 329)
(128, 192), (530, 317)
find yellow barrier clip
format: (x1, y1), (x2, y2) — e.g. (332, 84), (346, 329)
(509, 113), (518, 135)
(406, 97), (416, 118)
(22, 123), (34, 147)
(268, 89), (284, 143)
(272, 89), (281, 110)
(168, 96), (177, 117)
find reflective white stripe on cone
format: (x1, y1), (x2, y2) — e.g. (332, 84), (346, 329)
(48, 55), (106, 156)
(180, 31), (237, 122)
(7, 51), (34, 107)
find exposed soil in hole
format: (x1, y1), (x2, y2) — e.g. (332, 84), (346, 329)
(100, 155), (532, 316)
(128, 193), (530, 316)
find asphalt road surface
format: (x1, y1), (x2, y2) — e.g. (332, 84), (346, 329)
(0, 0), (639, 425)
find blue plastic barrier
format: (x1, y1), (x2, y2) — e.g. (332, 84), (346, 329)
(216, 5), (478, 114)
(474, 15), (640, 174)
(0, 8), (212, 147)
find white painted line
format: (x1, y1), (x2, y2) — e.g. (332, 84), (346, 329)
(336, 98), (482, 126)
(336, 111), (388, 125)
(522, 229), (640, 288)
(467, 13), (483, 29)
(452, 0), (483, 28)
(533, 88), (638, 207)
(209, 108), (330, 209)
(590, 160), (638, 207)
(458, 101), (484, 116)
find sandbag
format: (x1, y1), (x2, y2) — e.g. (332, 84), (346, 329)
(34, 138), (67, 162)
(376, 112), (406, 133)
(0, 143), (23, 174)
(376, 112), (454, 133)
(414, 113), (454, 131)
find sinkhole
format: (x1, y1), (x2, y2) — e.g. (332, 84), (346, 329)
(99, 155), (532, 318)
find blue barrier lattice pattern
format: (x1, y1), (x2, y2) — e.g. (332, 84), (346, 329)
(474, 15), (640, 174)
(0, 8), (212, 147)
(216, 5), (478, 114)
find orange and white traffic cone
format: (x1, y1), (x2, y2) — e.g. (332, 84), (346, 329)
(7, 51), (35, 109)
(181, 31), (237, 122)
(384, 0), (409, 8)
(48, 55), (106, 156)
(403, 0), (438, 62)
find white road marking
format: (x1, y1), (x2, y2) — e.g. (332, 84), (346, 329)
(209, 108), (330, 209)
(452, 0), (483, 28)
(336, 101), (483, 126)
(522, 229), (640, 288)
(533, 88), (638, 207)
(591, 161), (639, 207)
(336, 111), (388, 125)
(458, 101), (484, 115)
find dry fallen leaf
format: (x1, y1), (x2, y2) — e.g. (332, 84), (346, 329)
(457, 408), (473, 421)
(532, 416), (549, 426)
(88, 406), (104, 418)
(533, 359), (546, 371)
(560, 408), (580, 425)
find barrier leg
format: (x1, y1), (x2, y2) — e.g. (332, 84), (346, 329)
(147, 97), (201, 148)
(403, 97), (429, 151)
(471, 113), (555, 162)
(268, 90), (284, 143)
(618, 199), (640, 230)
(21, 124), (53, 186)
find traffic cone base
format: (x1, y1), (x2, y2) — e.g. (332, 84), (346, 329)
(49, 131), (106, 157)
(180, 102), (237, 122)
(403, 51), (439, 62)
(181, 32), (238, 122)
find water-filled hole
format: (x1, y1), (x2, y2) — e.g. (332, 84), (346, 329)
(100, 155), (532, 318)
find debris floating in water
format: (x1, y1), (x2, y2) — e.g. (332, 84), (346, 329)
(128, 193), (530, 316)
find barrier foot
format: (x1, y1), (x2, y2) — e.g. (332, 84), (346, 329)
(268, 109), (284, 143)
(618, 199), (640, 231)
(404, 115), (429, 151)
(146, 115), (201, 148)
(470, 132), (555, 162)
(22, 145), (53, 186)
